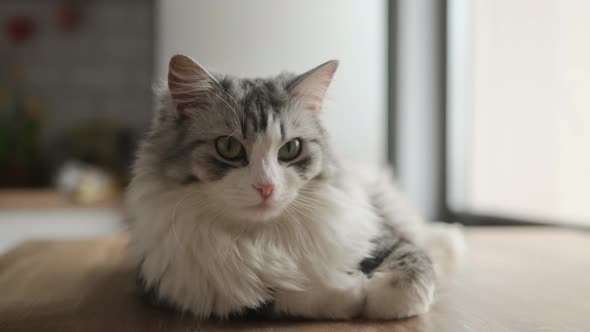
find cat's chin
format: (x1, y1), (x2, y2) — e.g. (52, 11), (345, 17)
(246, 207), (283, 222)
(230, 203), (287, 224)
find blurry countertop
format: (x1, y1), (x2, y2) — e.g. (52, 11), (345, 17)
(0, 227), (588, 331)
(0, 189), (123, 209)
(0, 189), (124, 255)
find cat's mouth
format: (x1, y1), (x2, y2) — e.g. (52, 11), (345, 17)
(253, 201), (271, 209)
(240, 200), (286, 222)
(247, 199), (280, 212)
(243, 196), (294, 220)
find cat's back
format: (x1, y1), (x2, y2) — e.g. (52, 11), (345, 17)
(336, 160), (425, 230)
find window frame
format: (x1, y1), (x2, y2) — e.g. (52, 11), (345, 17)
(389, 0), (586, 228)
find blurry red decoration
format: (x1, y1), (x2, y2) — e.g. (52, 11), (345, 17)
(55, 1), (81, 32)
(4, 15), (35, 44)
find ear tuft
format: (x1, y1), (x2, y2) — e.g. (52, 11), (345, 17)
(290, 60), (339, 112)
(168, 54), (215, 111)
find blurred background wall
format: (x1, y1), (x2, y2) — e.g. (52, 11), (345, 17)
(1, 0), (589, 253)
(0, 0), (387, 188)
(156, 0), (388, 164)
(0, 0), (155, 252)
(0, 0), (388, 252)
(0, 1), (154, 187)
(447, 0), (590, 225)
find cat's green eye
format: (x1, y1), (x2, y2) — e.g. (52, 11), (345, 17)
(278, 139), (302, 162)
(215, 137), (244, 160)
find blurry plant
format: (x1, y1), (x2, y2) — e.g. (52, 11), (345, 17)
(4, 14), (35, 45)
(0, 64), (44, 187)
(55, 0), (81, 32)
(62, 120), (119, 168)
(60, 120), (134, 187)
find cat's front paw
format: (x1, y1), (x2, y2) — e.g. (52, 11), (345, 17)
(363, 270), (435, 319)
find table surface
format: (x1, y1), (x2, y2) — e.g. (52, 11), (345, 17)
(0, 189), (122, 209)
(0, 227), (588, 332)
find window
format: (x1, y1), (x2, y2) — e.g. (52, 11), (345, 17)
(447, 0), (590, 226)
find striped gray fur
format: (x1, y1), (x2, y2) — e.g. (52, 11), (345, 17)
(138, 71), (332, 185)
(130, 57), (441, 319)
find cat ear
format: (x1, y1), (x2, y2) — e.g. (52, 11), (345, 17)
(168, 54), (216, 111)
(289, 60), (339, 112)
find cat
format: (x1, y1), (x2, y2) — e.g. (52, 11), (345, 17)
(126, 54), (464, 320)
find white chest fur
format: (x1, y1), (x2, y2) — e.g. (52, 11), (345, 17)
(127, 177), (381, 317)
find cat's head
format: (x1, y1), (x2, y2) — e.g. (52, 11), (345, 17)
(140, 54), (338, 223)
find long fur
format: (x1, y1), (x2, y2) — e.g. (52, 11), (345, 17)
(127, 55), (464, 319)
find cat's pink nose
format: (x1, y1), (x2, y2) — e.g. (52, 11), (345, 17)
(253, 182), (275, 199)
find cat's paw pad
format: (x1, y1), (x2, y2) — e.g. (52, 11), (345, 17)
(363, 271), (434, 319)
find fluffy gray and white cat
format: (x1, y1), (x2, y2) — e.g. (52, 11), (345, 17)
(127, 54), (463, 320)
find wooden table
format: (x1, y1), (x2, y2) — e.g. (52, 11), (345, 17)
(0, 190), (122, 209)
(0, 227), (588, 331)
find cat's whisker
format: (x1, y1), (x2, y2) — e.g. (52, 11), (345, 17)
(170, 190), (201, 252)
(216, 86), (245, 128)
(174, 79), (242, 130)
(284, 205), (332, 263)
(293, 194), (325, 204)
(287, 202), (318, 222)
(205, 87), (242, 129)
(281, 206), (313, 258)
(225, 129), (241, 140)
(297, 190), (359, 208)
(292, 196), (329, 210)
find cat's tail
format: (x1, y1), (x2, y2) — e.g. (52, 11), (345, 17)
(413, 222), (466, 280)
